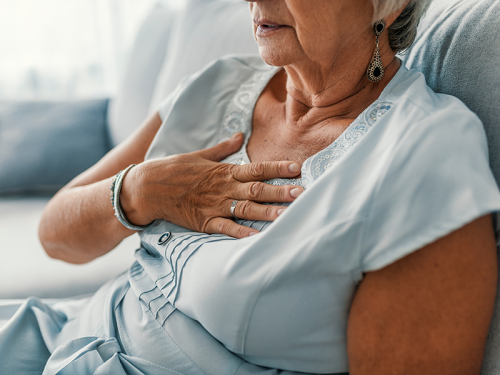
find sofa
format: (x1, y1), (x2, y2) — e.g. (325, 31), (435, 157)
(0, 0), (258, 299)
(1, 0), (500, 372)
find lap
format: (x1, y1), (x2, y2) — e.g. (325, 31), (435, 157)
(0, 271), (323, 374)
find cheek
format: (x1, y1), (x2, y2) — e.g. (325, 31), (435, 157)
(286, 2), (341, 59)
(286, 0), (373, 60)
(294, 21), (340, 62)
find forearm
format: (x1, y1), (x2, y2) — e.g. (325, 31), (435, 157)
(38, 113), (163, 264)
(37, 113), (303, 263)
(39, 177), (135, 264)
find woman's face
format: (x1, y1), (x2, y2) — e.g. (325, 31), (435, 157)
(246, 0), (375, 69)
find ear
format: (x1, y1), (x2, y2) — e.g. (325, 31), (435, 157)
(383, 0), (411, 28)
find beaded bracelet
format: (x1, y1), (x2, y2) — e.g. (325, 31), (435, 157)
(110, 164), (151, 231)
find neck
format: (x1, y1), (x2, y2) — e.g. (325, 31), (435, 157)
(281, 49), (400, 131)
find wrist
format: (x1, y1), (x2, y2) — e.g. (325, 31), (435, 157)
(115, 164), (153, 228)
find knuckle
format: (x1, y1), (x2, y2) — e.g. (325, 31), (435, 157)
(237, 226), (247, 238)
(265, 205), (275, 219)
(277, 162), (286, 175)
(238, 200), (252, 217)
(249, 163), (264, 178)
(226, 164), (237, 178)
(216, 220), (229, 234)
(248, 182), (264, 199)
(203, 218), (216, 234)
(277, 186), (288, 200)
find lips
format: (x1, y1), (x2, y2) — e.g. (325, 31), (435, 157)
(254, 19), (288, 37)
(254, 18), (284, 27)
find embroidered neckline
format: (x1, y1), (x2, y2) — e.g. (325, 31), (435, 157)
(220, 66), (397, 188)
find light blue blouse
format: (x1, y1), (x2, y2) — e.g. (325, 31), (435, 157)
(1, 55), (500, 375)
(143, 56), (500, 373)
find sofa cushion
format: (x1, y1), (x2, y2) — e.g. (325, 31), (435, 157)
(401, 1), (500, 373)
(148, 0), (259, 113)
(0, 99), (109, 196)
(107, 2), (176, 146)
(0, 197), (137, 299)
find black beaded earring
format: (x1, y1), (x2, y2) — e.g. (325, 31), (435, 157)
(366, 20), (386, 82)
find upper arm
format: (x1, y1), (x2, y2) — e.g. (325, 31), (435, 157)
(63, 112), (163, 189)
(347, 214), (498, 375)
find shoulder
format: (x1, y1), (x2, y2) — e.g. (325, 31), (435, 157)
(149, 55), (274, 160)
(175, 54), (273, 94)
(374, 68), (494, 205)
(360, 68), (500, 272)
(391, 67), (484, 134)
(157, 54), (272, 120)
(189, 54), (275, 97)
(380, 67), (488, 162)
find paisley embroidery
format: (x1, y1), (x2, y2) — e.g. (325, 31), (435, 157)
(224, 113), (245, 134)
(220, 71), (275, 141)
(367, 102), (392, 125)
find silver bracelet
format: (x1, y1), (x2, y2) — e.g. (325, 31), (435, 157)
(111, 164), (151, 231)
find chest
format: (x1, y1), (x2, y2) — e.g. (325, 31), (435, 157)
(246, 94), (352, 165)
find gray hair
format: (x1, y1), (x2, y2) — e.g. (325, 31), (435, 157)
(372, 0), (433, 52)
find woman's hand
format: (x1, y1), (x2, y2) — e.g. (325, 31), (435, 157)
(121, 133), (303, 238)
(39, 114), (302, 264)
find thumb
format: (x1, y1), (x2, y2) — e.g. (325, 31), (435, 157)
(197, 132), (244, 162)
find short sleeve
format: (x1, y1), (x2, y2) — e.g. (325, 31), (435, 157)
(146, 56), (268, 162)
(145, 78), (193, 162)
(361, 107), (500, 272)
(156, 73), (200, 121)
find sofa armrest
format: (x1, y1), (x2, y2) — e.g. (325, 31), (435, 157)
(0, 99), (110, 196)
(0, 197), (138, 299)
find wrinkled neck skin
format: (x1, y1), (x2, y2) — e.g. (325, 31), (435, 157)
(279, 37), (400, 133)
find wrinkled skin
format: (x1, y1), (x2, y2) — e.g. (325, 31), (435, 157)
(121, 133), (303, 238)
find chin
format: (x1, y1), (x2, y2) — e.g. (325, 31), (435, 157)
(258, 44), (296, 67)
(259, 49), (284, 67)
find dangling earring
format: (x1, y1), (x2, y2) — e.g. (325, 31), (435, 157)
(366, 20), (386, 82)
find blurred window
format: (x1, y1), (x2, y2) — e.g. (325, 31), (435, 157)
(0, 0), (170, 99)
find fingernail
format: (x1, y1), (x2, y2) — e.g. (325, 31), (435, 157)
(290, 188), (303, 198)
(231, 132), (242, 140)
(288, 163), (300, 174)
(248, 231), (259, 237)
(277, 209), (285, 216)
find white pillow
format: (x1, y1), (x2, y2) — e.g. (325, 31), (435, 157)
(107, 3), (177, 146)
(148, 0), (259, 114)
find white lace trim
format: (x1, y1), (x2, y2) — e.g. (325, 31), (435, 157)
(301, 102), (393, 186)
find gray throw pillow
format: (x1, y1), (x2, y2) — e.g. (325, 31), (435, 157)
(0, 99), (109, 196)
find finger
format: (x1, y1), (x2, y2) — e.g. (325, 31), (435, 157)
(232, 200), (288, 222)
(232, 161), (301, 182)
(234, 181), (304, 202)
(205, 217), (259, 239)
(196, 132), (244, 162)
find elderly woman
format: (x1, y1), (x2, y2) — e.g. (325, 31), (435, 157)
(2, 0), (500, 374)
